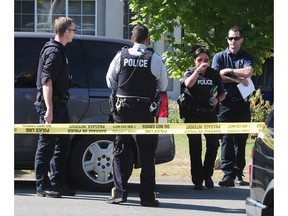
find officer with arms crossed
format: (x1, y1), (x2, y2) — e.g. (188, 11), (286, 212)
(212, 26), (254, 187)
(182, 46), (225, 190)
(34, 17), (77, 198)
(106, 24), (168, 207)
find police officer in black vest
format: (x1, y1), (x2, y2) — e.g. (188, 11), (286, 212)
(34, 17), (76, 198)
(106, 24), (168, 207)
(182, 46), (226, 190)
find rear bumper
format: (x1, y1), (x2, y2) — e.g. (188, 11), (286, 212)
(245, 197), (267, 216)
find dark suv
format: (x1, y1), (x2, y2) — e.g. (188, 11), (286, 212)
(245, 107), (274, 216)
(14, 32), (175, 191)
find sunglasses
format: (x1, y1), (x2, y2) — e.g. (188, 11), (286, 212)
(227, 36), (242, 41)
(196, 58), (209, 63)
(68, 28), (77, 33)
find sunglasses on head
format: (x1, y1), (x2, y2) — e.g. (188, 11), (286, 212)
(227, 36), (242, 41)
(196, 58), (209, 63)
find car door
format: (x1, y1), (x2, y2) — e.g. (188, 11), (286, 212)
(14, 34), (90, 168)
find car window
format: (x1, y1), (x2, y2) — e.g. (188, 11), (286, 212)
(66, 40), (87, 88)
(14, 38), (45, 88)
(80, 40), (130, 88)
(15, 37), (88, 89)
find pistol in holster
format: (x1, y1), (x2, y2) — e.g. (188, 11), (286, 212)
(33, 91), (46, 109)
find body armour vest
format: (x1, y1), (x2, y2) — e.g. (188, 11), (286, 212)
(36, 39), (70, 96)
(116, 48), (156, 98)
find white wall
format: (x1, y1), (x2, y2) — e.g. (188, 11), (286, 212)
(105, 0), (123, 38)
(169, 24), (182, 100)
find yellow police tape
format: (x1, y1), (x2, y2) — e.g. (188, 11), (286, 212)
(14, 122), (266, 135)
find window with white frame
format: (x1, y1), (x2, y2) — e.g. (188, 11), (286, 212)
(14, 0), (96, 35)
(15, 0), (35, 32)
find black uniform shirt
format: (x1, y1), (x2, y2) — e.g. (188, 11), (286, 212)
(212, 48), (254, 98)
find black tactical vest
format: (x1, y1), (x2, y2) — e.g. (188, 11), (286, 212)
(116, 48), (156, 98)
(36, 39), (70, 96)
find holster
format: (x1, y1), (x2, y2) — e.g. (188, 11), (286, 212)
(33, 91), (46, 109)
(109, 91), (117, 113)
(177, 92), (194, 119)
(150, 91), (162, 117)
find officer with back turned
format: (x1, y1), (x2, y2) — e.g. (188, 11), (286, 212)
(106, 24), (168, 207)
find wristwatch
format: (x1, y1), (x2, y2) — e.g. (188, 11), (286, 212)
(230, 69), (234, 76)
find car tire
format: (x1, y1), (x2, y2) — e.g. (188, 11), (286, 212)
(68, 135), (115, 191)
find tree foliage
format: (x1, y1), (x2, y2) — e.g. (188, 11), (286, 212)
(129, 0), (273, 80)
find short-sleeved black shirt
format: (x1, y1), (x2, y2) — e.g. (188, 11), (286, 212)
(211, 48), (254, 98)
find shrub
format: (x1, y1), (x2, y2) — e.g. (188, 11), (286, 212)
(249, 88), (273, 123)
(168, 99), (183, 123)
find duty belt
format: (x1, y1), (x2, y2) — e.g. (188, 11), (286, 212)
(118, 97), (152, 103)
(225, 97), (244, 103)
(191, 106), (215, 114)
(53, 94), (70, 103)
(36, 92), (69, 104)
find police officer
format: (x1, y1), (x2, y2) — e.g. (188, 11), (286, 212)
(106, 24), (168, 207)
(34, 17), (76, 198)
(212, 26), (254, 187)
(182, 46), (225, 190)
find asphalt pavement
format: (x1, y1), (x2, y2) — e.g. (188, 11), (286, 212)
(14, 175), (249, 216)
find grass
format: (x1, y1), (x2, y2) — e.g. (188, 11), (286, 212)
(133, 134), (254, 181)
(16, 134), (254, 182)
(14, 169), (34, 177)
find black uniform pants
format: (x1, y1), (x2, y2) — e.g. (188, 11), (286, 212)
(185, 112), (220, 185)
(112, 100), (158, 202)
(218, 100), (251, 178)
(34, 102), (71, 192)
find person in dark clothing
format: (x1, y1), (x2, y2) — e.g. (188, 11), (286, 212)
(106, 24), (168, 207)
(34, 17), (77, 198)
(182, 46), (226, 190)
(212, 26), (254, 187)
